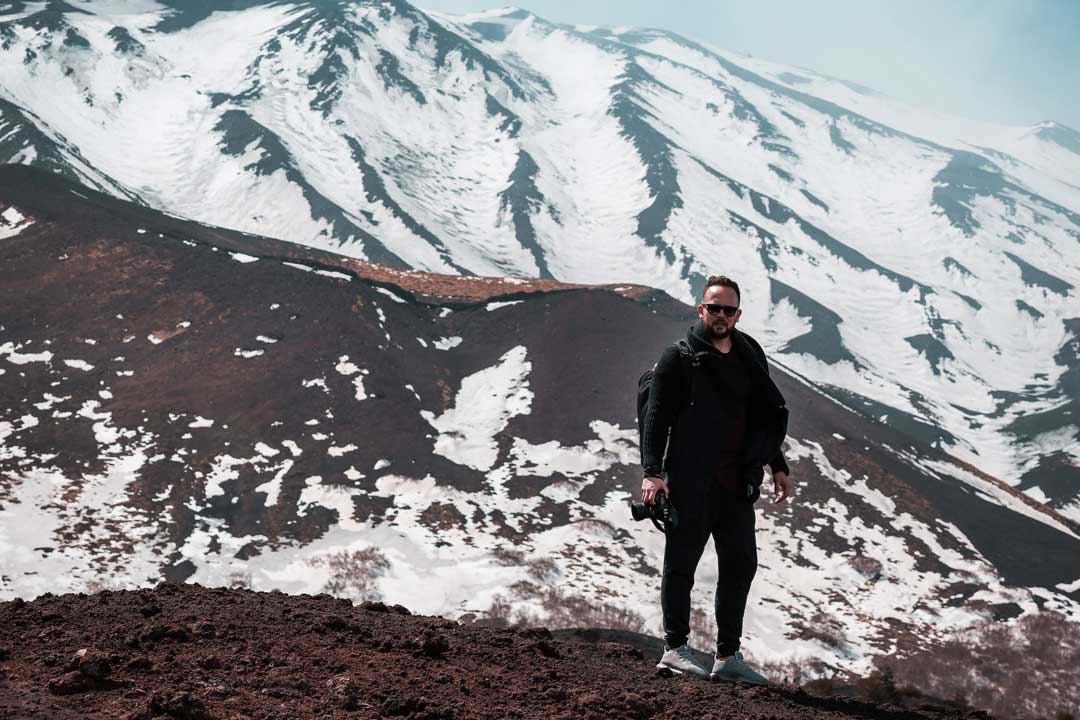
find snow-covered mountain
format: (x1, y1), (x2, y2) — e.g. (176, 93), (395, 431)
(2, 167), (1078, 683)
(1, 1), (1078, 521)
(3, 2), (1077, 524)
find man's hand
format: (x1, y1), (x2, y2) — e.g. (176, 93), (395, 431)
(772, 471), (791, 503)
(641, 475), (669, 505)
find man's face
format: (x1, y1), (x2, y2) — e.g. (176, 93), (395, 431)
(697, 285), (741, 340)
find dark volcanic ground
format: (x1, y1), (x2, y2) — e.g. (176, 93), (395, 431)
(0, 584), (974, 720)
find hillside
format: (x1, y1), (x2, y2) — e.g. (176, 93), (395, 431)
(2, 165), (1077, 701)
(0, 0), (1077, 520)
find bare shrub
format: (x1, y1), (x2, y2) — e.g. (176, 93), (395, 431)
(536, 587), (646, 633)
(226, 570), (252, 590)
(469, 555), (646, 633)
(750, 652), (832, 687)
(882, 611), (1080, 719)
(306, 547), (390, 602)
(525, 557), (558, 583)
(83, 578), (123, 594)
(799, 611), (847, 650)
(689, 605), (715, 652)
(848, 555), (883, 580)
(479, 594), (513, 628)
(492, 547), (525, 566)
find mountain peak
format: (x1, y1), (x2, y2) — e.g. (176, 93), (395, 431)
(1032, 120), (1080, 155)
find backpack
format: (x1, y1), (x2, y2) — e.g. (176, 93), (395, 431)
(636, 339), (707, 457)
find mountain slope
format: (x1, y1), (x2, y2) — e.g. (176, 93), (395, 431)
(0, 1), (1077, 521)
(2, 166), (1078, 684)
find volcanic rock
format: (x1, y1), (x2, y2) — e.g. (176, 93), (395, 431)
(71, 647), (111, 680)
(413, 627), (451, 658)
(0, 584), (977, 719)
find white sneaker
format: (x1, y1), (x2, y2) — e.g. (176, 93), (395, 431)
(709, 651), (769, 685)
(656, 644), (708, 678)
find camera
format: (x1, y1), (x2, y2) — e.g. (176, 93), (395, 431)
(630, 490), (679, 532)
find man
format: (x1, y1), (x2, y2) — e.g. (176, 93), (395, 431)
(640, 274), (791, 684)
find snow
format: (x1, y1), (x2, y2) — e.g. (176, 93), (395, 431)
(1, 343), (53, 365)
(231, 252), (259, 263)
(421, 345), (533, 471)
(433, 336), (463, 350)
(375, 286), (407, 303)
(189, 416), (214, 428)
(63, 359), (95, 371)
(255, 460), (293, 507)
(233, 348), (264, 358)
(335, 356), (360, 375)
(314, 269), (351, 281)
(0, 206), (32, 239)
(254, 443), (279, 458)
(484, 300), (523, 311)
(511, 421), (638, 479)
(302, 377), (330, 393)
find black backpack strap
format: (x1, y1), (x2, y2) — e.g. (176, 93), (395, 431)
(673, 339), (707, 410)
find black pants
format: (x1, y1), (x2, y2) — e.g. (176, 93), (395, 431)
(661, 488), (757, 656)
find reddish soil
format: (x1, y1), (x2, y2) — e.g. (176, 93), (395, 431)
(0, 584), (975, 720)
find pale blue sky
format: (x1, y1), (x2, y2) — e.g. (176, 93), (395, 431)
(419, 0), (1080, 131)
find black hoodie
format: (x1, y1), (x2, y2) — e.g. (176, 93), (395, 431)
(641, 322), (789, 505)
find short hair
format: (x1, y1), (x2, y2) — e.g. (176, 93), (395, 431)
(702, 275), (741, 304)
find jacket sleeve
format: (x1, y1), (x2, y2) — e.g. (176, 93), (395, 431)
(746, 333), (791, 476)
(640, 345), (683, 475)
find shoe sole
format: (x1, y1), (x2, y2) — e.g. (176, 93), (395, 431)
(656, 662), (707, 679)
(709, 672), (768, 686)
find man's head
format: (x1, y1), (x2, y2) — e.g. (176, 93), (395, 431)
(697, 275), (741, 341)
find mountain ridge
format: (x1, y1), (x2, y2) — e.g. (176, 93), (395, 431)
(1, 0), (1075, 521)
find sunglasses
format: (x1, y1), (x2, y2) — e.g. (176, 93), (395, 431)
(703, 303), (739, 317)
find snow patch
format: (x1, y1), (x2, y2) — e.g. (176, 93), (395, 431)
(1, 343), (53, 365)
(375, 286), (407, 303)
(485, 300), (523, 311)
(421, 346), (533, 471)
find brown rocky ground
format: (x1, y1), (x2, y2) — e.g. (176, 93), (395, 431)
(0, 584), (982, 720)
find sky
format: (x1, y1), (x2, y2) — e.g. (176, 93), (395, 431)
(418, 0), (1080, 131)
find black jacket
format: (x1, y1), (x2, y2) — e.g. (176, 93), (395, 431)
(641, 322), (789, 505)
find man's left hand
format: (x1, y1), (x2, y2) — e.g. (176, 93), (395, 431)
(772, 471), (791, 503)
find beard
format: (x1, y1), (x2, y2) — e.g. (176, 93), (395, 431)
(702, 320), (732, 340)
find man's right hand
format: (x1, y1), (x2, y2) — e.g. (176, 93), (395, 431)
(641, 475), (669, 505)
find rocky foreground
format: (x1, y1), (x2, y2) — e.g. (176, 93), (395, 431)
(0, 584), (981, 720)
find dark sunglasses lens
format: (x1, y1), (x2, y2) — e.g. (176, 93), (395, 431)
(706, 304), (738, 317)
